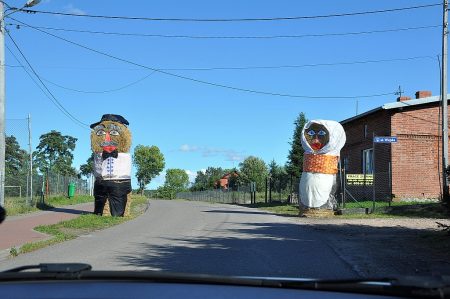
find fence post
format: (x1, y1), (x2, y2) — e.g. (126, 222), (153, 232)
(372, 134), (376, 213)
(265, 177), (268, 204)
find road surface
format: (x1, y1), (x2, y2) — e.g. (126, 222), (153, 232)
(0, 200), (359, 278)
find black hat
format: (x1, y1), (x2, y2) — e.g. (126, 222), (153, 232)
(90, 114), (129, 129)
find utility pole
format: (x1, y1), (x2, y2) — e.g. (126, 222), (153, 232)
(442, 0), (449, 203)
(28, 114), (32, 205)
(0, 1), (41, 207)
(0, 2), (5, 207)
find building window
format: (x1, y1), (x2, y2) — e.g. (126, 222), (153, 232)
(362, 148), (373, 174)
(343, 157), (349, 171)
(364, 124), (368, 138)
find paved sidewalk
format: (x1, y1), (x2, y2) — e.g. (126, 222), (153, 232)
(0, 202), (94, 251)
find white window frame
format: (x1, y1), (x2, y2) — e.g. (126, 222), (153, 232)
(362, 148), (374, 174)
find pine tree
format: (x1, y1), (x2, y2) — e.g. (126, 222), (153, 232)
(286, 112), (307, 179)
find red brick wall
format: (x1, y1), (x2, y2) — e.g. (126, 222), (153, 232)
(391, 103), (444, 199)
(341, 102), (450, 200)
(341, 110), (392, 200)
(341, 110), (391, 174)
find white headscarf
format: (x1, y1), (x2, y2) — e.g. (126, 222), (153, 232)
(301, 119), (346, 156)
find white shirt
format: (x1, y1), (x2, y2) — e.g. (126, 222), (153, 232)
(94, 153), (131, 180)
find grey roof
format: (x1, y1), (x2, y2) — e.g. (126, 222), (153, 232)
(341, 94), (449, 125)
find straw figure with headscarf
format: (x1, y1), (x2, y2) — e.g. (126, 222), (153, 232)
(299, 120), (346, 217)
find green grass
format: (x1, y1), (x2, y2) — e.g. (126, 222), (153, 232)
(4, 197), (38, 216)
(342, 200), (435, 209)
(244, 200), (450, 219)
(5, 195), (94, 216)
(15, 194), (148, 255)
(244, 202), (299, 217)
(45, 195), (94, 207)
(340, 201), (449, 219)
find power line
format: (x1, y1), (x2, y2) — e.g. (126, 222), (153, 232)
(5, 32), (89, 128)
(11, 18), (399, 99)
(7, 22), (441, 39)
(19, 3), (441, 22)
(3, 55), (436, 71)
(42, 71), (156, 94)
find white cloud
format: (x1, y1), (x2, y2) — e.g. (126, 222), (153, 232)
(179, 144), (246, 162)
(185, 169), (197, 183)
(63, 4), (87, 15)
(180, 144), (199, 152)
(149, 171), (166, 189)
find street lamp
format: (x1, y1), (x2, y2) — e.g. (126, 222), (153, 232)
(0, 0), (41, 207)
(24, 0), (41, 8)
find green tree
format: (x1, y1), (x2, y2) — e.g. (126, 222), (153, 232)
(190, 170), (208, 191)
(34, 130), (77, 176)
(286, 112), (307, 179)
(165, 168), (189, 191)
(190, 167), (225, 191)
(158, 168), (189, 199)
(79, 153), (94, 178)
(239, 156), (268, 192)
(5, 135), (28, 176)
(133, 145), (165, 195)
(5, 136), (30, 193)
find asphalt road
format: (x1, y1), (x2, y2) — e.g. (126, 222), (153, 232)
(0, 200), (358, 279)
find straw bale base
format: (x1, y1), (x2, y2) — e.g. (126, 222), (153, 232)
(299, 207), (335, 218)
(102, 193), (132, 217)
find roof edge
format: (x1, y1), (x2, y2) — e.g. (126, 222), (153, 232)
(340, 94), (450, 125)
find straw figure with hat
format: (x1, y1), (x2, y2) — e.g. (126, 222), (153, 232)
(90, 114), (132, 217)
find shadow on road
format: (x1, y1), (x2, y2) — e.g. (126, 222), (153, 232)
(202, 209), (272, 215)
(47, 207), (92, 215)
(117, 220), (450, 278)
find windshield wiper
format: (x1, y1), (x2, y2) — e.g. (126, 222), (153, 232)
(273, 276), (450, 298)
(4, 263), (92, 274)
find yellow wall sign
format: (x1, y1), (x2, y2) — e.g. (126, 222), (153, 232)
(346, 174), (373, 186)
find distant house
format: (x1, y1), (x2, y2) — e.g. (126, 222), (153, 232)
(215, 171), (239, 190)
(340, 90), (447, 200)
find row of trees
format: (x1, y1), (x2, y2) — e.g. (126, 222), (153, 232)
(188, 112), (308, 194)
(6, 130), (78, 180)
(6, 111), (307, 199)
(6, 130), (168, 196)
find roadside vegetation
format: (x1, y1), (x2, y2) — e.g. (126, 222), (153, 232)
(11, 195), (148, 256)
(5, 195), (94, 216)
(246, 200), (450, 219)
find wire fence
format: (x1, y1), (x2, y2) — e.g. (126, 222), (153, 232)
(176, 177), (301, 205)
(5, 171), (90, 206)
(176, 190), (251, 204)
(175, 168), (398, 208)
(4, 117), (90, 209)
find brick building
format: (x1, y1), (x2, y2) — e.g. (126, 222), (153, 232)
(340, 91), (447, 200)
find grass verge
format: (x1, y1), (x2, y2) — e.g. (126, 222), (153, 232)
(13, 195), (148, 256)
(5, 195), (95, 216)
(243, 202), (299, 217)
(245, 201), (450, 219)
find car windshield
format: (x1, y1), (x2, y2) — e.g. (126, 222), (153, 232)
(0, 0), (449, 282)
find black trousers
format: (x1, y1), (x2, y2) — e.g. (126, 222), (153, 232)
(94, 179), (131, 216)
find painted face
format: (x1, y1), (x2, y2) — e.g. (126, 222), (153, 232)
(90, 120), (131, 153)
(304, 123), (329, 151)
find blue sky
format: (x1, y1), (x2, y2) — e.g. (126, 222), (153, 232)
(3, 0), (443, 188)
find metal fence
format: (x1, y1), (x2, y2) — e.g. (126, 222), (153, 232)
(337, 166), (393, 208)
(3, 116), (91, 209)
(176, 176), (301, 205)
(5, 171), (90, 206)
(177, 190), (251, 204)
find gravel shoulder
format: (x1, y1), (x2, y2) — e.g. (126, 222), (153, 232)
(291, 217), (450, 278)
